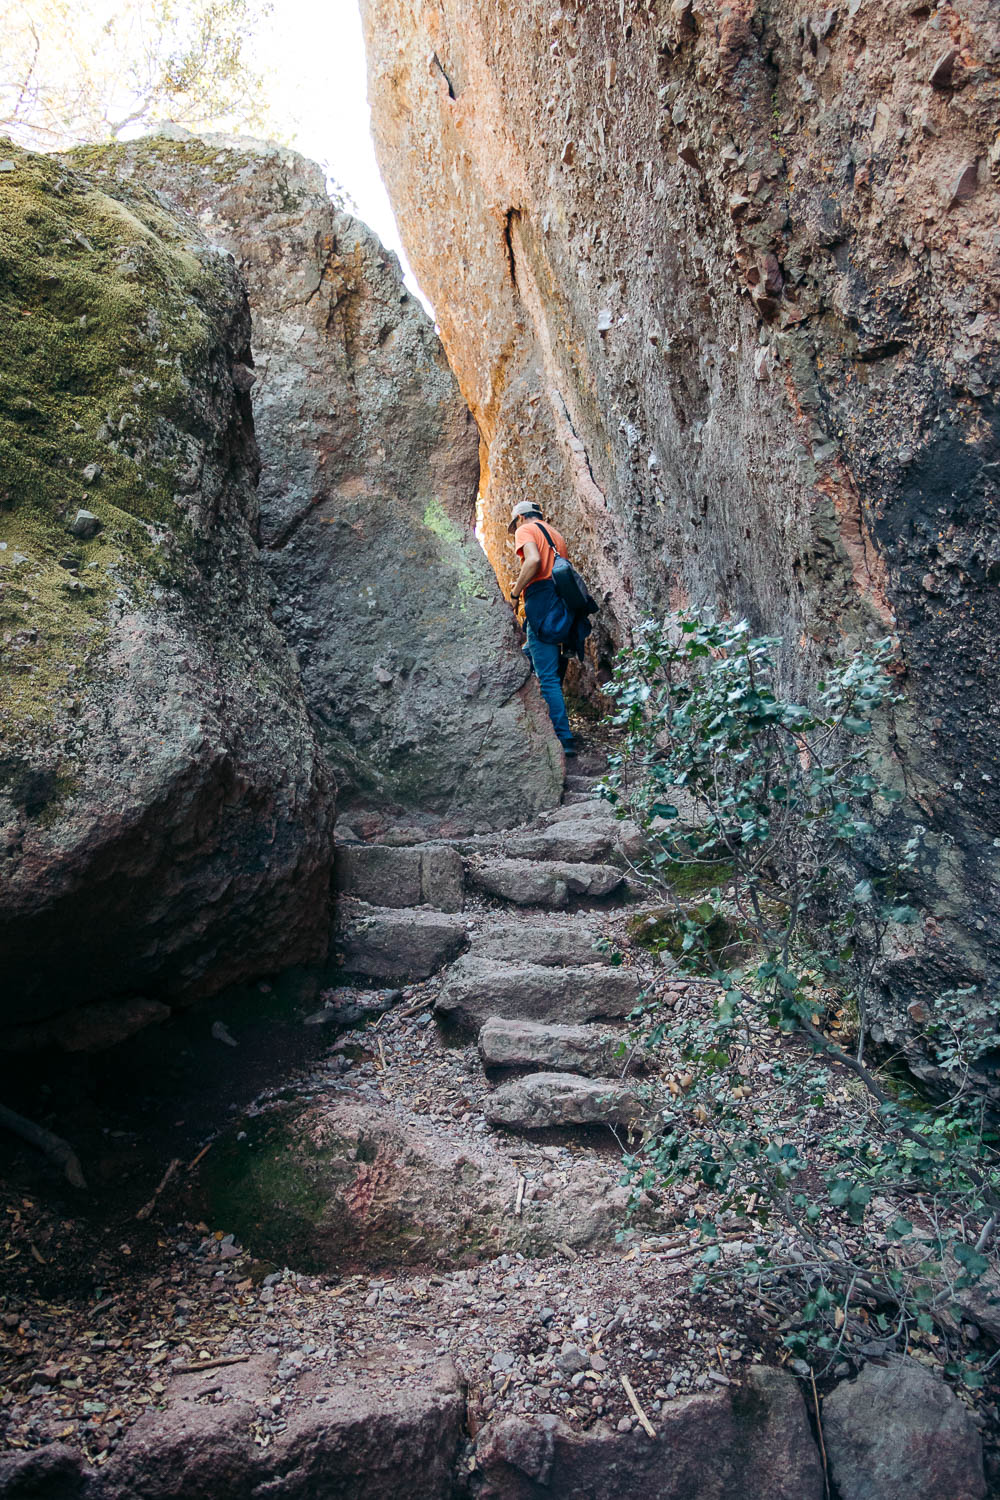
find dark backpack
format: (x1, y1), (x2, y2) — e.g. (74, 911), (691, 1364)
(535, 524), (599, 616)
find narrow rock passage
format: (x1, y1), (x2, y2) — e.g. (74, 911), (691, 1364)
(0, 766), (987, 1497)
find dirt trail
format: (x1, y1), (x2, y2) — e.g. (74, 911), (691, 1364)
(0, 762), (993, 1495)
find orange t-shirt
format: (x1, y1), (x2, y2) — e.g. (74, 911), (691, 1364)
(514, 520), (567, 587)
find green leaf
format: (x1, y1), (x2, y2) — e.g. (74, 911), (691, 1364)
(954, 1244), (989, 1279)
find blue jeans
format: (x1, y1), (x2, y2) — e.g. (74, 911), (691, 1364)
(525, 624), (573, 748)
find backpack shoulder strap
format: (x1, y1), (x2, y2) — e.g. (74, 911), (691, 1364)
(534, 523), (560, 556)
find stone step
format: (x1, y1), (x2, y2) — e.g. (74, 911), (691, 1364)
(565, 773), (600, 794)
(502, 821), (617, 864)
(484, 1071), (650, 1130)
(434, 958), (640, 1032)
(335, 843), (464, 912)
(335, 905), (468, 980)
(466, 858), (624, 908)
(478, 1017), (630, 1077)
(542, 798), (613, 823)
(501, 818), (643, 867)
(467, 921), (610, 968)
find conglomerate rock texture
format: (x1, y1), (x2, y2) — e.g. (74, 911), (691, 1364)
(83, 133), (563, 835)
(0, 143), (332, 1039)
(361, 0), (1000, 1052)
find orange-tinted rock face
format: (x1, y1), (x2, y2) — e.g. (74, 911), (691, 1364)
(361, 0), (1000, 1048)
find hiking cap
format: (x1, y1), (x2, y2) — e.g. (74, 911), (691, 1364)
(508, 500), (542, 533)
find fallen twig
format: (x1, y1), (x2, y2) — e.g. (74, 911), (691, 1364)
(0, 1102), (87, 1189)
(136, 1158), (181, 1221)
(187, 1143), (212, 1172)
(514, 1175), (526, 1218)
(173, 1353), (251, 1374)
(620, 1372), (656, 1438)
(400, 993), (434, 1018)
(809, 1367), (831, 1500)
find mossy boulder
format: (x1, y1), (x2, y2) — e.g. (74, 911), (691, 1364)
(0, 141), (334, 1036)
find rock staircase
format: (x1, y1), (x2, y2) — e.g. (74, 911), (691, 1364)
(334, 767), (662, 1136)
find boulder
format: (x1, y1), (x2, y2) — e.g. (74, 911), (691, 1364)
(335, 844), (464, 911)
(0, 1443), (87, 1498)
(479, 1017), (628, 1076)
(485, 1071), (649, 1130)
(467, 858), (624, 908)
(0, 144), (333, 1033)
(822, 1360), (986, 1500)
(335, 905), (468, 979)
(435, 957), (640, 1032)
(87, 134), (562, 834)
(472, 1366), (823, 1498)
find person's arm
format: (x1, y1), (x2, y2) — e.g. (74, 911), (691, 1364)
(511, 537), (541, 600)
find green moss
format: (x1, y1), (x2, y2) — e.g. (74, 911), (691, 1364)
(628, 903), (742, 969)
(0, 140), (236, 741)
(196, 1108), (335, 1268)
(422, 496), (485, 605)
(662, 859), (735, 898)
(67, 135), (259, 189)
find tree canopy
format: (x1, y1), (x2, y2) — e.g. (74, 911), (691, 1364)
(1, 0), (272, 150)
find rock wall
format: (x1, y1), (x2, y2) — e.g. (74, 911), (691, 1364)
(83, 134), (563, 836)
(360, 0), (1000, 1044)
(0, 144), (333, 1038)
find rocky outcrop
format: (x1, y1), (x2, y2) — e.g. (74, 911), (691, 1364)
(82, 134), (563, 834)
(0, 144), (332, 1036)
(360, 2), (1000, 1050)
(3, 1357), (988, 1500)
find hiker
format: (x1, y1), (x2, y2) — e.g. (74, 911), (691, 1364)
(508, 500), (595, 759)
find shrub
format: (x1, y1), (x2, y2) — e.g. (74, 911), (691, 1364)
(602, 611), (999, 1382)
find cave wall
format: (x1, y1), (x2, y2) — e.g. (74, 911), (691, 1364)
(83, 133), (563, 836)
(360, 0), (1000, 1041)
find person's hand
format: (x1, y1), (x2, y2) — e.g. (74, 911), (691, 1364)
(510, 590), (520, 604)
